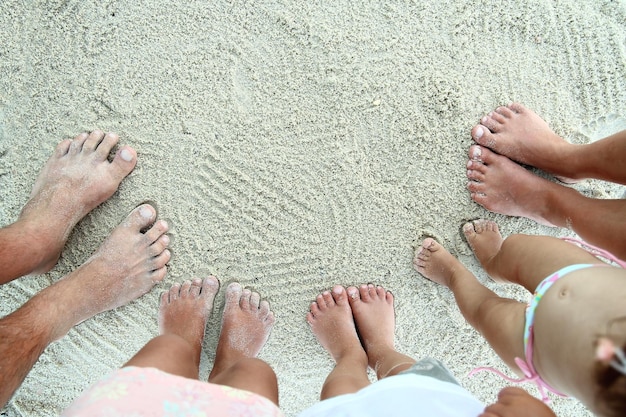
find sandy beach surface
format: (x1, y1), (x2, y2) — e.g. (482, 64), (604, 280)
(1, 1), (625, 416)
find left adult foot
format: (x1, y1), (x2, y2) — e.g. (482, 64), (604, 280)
(306, 285), (367, 366)
(346, 284), (394, 373)
(158, 277), (220, 362)
(16, 131), (137, 275)
(209, 283), (275, 379)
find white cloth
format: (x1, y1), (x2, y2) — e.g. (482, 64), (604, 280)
(297, 374), (484, 417)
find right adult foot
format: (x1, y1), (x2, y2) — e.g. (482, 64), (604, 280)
(413, 238), (467, 287)
(209, 283), (275, 379)
(17, 131), (137, 275)
(306, 286), (368, 367)
(466, 145), (562, 227)
(158, 277), (220, 364)
(471, 103), (576, 182)
(462, 220), (507, 283)
(40, 203), (170, 341)
(346, 284), (395, 373)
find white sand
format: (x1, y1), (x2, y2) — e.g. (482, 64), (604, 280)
(1, 1), (625, 416)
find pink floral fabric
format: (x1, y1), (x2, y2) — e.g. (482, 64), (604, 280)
(62, 366), (284, 417)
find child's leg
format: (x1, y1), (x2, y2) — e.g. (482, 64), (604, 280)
(306, 286), (370, 400)
(124, 277), (220, 379)
(208, 283), (278, 405)
(414, 239), (526, 373)
(463, 219), (606, 292)
(346, 284), (416, 379)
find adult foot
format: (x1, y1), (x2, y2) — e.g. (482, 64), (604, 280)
(16, 131), (137, 275)
(413, 238), (468, 287)
(41, 203), (170, 341)
(346, 284), (394, 373)
(466, 145), (563, 227)
(462, 220), (507, 283)
(209, 283), (275, 379)
(470, 103), (576, 182)
(158, 277), (220, 364)
(306, 285), (368, 366)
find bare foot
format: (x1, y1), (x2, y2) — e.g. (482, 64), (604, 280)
(470, 103), (576, 182)
(346, 284), (394, 372)
(15, 131), (137, 275)
(306, 285), (367, 366)
(209, 283), (275, 379)
(158, 277), (220, 364)
(413, 238), (469, 287)
(462, 220), (508, 283)
(41, 203), (170, 340)
(466, 144), (565, 227)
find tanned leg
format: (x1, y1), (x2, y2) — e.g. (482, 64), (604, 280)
(0, 131), (137, 284)
(347, 284), (416, 379)
(124, 277), (220, 379)
(466, 144), (626, 259)
(208, 283), (278, 405)
(306, 285), (370, 400)
(0, 204), (170, 407)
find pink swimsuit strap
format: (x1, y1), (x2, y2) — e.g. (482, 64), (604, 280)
(561, 237), (626, 268)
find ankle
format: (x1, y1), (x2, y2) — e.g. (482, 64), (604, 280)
(11, 220), (65, 272)
(553, 142), (583, 179)
(365, 344), (396, 371)
(335, 345), (368, 367)
(447, 266), (469, 289)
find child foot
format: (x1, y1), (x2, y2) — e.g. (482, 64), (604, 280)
(18, 131), (137, 274)
(466, 145), (560, 227)
(413, 238), (467, 287)
(209, 283), (275, 379)
(306, 285), (367, 366)
(158, 277), (220, 363)
(346, 284), (394, 373)
(41, 203), (170, 341)
(462, 220), (508, 283)
(471, 103), (576, 182)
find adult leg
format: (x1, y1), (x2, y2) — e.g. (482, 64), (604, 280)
(0, 131), (137, 284)
(306, 285), (370, 400)
(208, 283), (278, 405)
(466, 144), (626, 259)
(414, 239), (526, 373)
(0, 204), (170, 407)
(471, 102), (626, 184)
(124, 277), (219, 379)
(346, 284), (416, 379)
(462, 219), (606, 291)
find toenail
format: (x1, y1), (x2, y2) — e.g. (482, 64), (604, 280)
(332, 286), (343, 294)
(139, 205), (154, 219)
(162, 235), (170, 245)
(471, 146), (482, 159)
(474, 126), (484, 138)
(120, 149), (134, 162)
